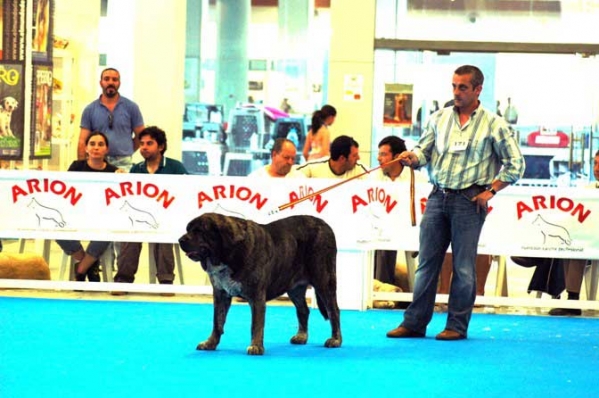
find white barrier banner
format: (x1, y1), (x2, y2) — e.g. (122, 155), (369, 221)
(1, 170), (598, 259)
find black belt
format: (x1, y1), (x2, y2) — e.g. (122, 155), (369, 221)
(432, 184), (486, 195)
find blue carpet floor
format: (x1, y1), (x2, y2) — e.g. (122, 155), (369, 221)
(1, 297), (598, 398)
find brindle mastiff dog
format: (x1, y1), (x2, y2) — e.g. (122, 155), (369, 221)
(179, 213), (342, 355)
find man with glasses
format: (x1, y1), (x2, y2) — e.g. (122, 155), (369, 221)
(78, 67), (145, 170)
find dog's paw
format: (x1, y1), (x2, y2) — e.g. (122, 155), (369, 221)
(197, 340), (217, 351)
(290, 332), (308, 345)
(247, 345), (265, 355)
(324, 338), (342, 348)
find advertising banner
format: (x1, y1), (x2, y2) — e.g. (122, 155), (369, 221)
(383, 83), (413, 127)
(32, 0), (53, 64)
(31, 65), (52, 158)
(1, 170), (598, 260)
(1, 0), (25, 62)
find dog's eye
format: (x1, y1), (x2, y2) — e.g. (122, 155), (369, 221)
(189, 226), (201, 234)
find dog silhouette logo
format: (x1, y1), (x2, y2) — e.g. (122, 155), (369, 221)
(532, 214), (571, 245)
(120, 200), (159, 229)
(211, 203), (246, 219)
(27, 197), (66, 228)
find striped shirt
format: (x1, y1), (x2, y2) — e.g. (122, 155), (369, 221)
(413, 104), (524, 189)
(296, 158), (368, 179)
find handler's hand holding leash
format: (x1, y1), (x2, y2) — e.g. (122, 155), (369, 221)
(397, 151), (420, 168)
(397, 151), (419, 226)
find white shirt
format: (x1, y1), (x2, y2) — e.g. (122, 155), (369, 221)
(296, 158), (368, 179)
(249, 165), (305, 178)
(369, 167), (428, 183)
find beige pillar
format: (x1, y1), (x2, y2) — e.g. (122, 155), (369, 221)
(132, 0), (186, 160)
(327, 0), (376, 167)
(54, 0), (101, 165)
(105, 0), (187, 161)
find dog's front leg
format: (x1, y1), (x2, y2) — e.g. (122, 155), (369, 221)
(247, 297), (266, 355)
(197, 288), (231, 351)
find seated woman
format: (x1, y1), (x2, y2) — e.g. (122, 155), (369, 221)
(303, 104), (336, 161)
(56, 131), (122, 281)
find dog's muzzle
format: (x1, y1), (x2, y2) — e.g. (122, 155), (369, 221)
(179, 235), (213, 268)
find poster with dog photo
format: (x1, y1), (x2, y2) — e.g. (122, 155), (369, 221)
(31, 65), (52, 158)
(32, 0), (53, 64)
(0, 62), (24, 159)
(1, 0), (25, 62)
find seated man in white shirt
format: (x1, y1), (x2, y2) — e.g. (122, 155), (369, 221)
(249, 137), (304, 178)
(296, 135), (367, 179)
(370, 135), (427, 288)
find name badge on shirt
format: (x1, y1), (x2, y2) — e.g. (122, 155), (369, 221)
(448, 138), (469, 153)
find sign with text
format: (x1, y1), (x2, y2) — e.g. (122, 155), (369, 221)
(1, 170), (598, 259)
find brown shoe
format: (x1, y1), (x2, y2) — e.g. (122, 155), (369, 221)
(110, 291), (128, 296)
(386, 326), (425, 338)
(435, 329), (466, 341)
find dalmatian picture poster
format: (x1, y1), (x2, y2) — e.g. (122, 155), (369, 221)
(0, 62), (24, 159)
(31, 65), (52, 158)
(1, 0), (25, 62)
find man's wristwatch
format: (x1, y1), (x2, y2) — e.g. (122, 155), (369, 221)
(488, 187), (497, 196)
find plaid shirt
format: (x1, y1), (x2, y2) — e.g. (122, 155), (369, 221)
(413, 104), (524, 189)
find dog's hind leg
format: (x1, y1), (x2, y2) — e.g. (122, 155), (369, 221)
(197, 288), (232, 351)
(314, 289), (342, 348)
(287, 284), (309, 345)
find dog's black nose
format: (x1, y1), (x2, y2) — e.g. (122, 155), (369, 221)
(178, 235), (190, 251)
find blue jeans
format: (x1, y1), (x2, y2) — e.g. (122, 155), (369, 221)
(401, 186), (487, 336)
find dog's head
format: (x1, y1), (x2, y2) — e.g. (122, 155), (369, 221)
(2, 97), (18, 112)
(179, 213), (247, 270)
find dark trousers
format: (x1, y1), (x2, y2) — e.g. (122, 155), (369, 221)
(374, 250), (397, 285)
(115, 242), (175, 283)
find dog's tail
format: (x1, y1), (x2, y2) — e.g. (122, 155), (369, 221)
(314, 292), (329, 320)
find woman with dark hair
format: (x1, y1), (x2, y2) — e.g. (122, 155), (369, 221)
(56, 131), (122, 282)
(303, 104), (336, 161)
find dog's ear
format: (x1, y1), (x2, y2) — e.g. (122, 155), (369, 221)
(218, 215), (247, 247)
